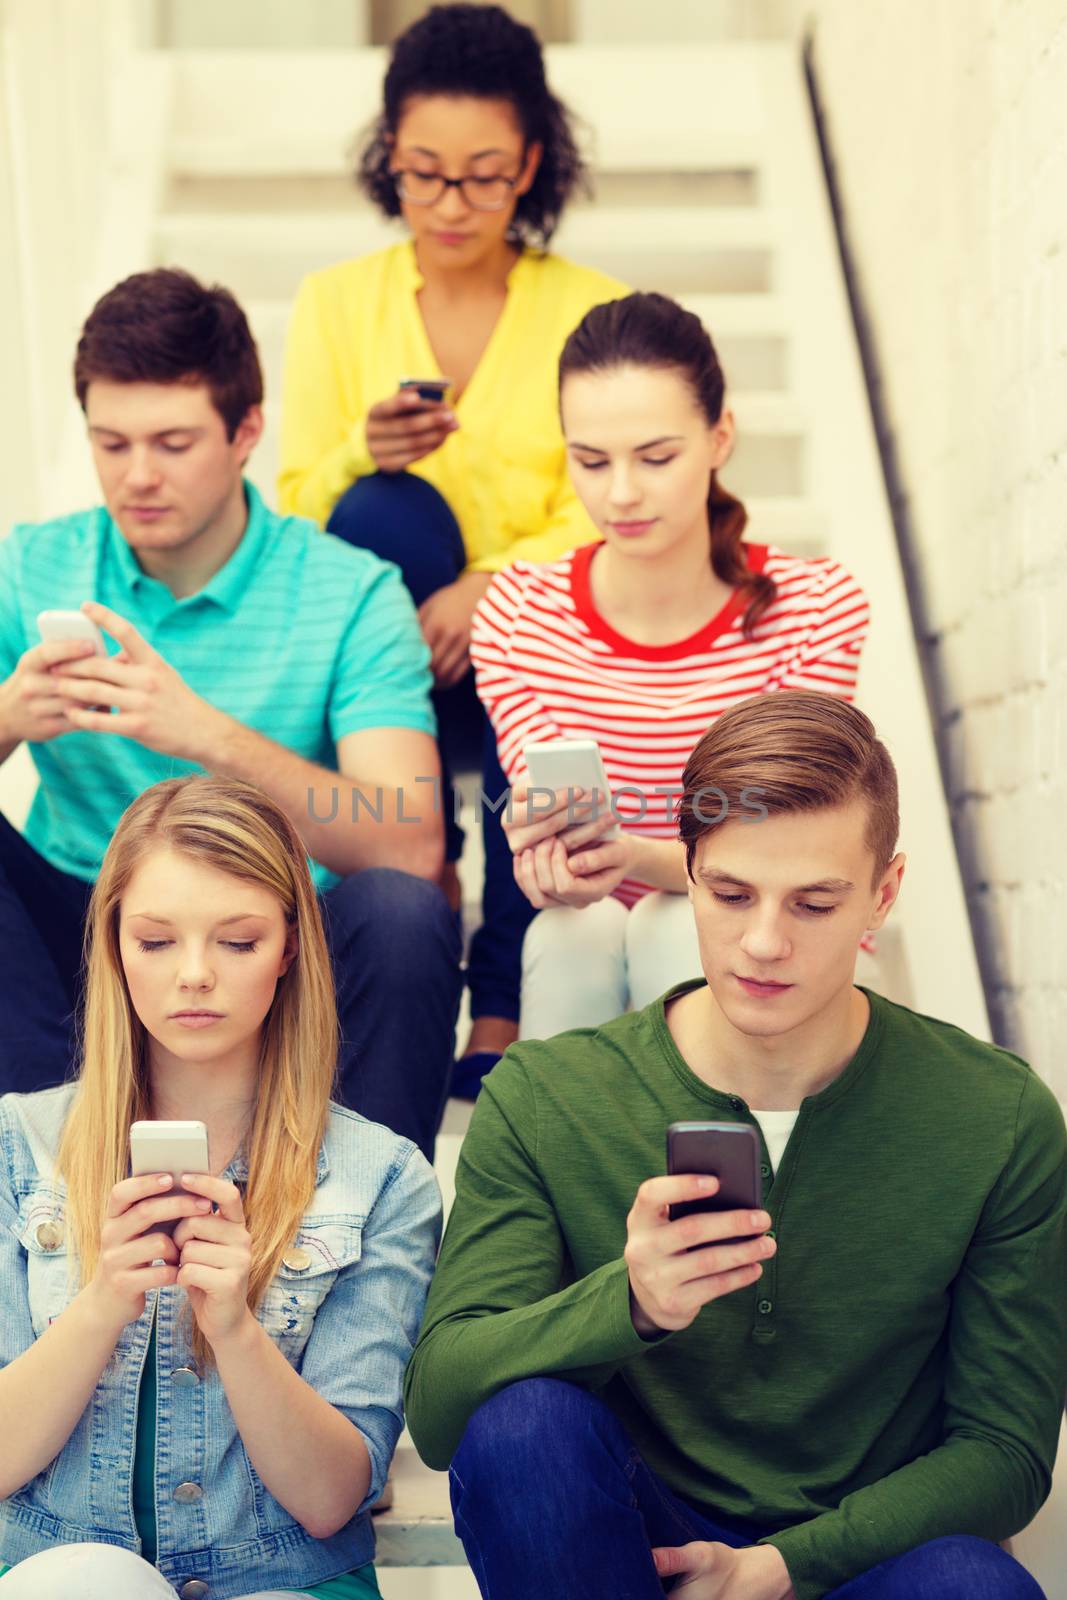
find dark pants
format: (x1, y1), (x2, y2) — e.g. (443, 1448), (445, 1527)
(327, 473), (535, 1021)
(0, 812), (460, 1163)
(450, 1379), (1046, 1600)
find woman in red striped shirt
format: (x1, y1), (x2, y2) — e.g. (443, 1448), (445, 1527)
(470, 291), (870, 1041)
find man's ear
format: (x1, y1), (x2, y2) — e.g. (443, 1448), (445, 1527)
(866, 852), (906, 932)
(232, 406), (264, 467)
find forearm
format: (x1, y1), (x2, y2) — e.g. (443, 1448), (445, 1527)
(405, 1258), (649, 1470)
(213, 1312), (372, 1537)
(279, 425), (373, 526)
(762, 1435), (1048, 1600)
(196, 708), (443, 879)
(0, 1288), (120, 1498)
(626, 835), (689, 893)
(0, 685), (22, 766)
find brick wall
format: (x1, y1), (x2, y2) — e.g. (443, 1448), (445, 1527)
(807, 0), (1067, 1100)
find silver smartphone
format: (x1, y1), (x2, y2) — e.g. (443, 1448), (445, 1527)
(129, 1120), (211, 1236)
(522, 738), (620, 839)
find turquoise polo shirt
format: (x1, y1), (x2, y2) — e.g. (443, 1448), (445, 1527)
(0, 483), (435, 891)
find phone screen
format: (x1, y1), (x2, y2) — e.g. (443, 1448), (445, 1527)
(666, 1121), (761, 1242)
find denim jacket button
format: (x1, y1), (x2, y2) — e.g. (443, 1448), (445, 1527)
(174, 1481), (204, 1504)
(179, 1582), (210, 1599)
(36, 1220), (64, 1250)
(170, 1365), (200, 1388)
(282, 1245), (312, 1272)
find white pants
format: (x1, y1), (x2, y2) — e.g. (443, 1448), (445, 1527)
(0, 1541), (306, 1597)
(519, 891), (703, 1039)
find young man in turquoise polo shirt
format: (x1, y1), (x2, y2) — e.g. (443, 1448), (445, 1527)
(0, 267), (460, 1159)
(405, 691), (1066, 1600)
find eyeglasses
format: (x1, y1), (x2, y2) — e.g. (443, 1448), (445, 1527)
(389, 169), (521, 212)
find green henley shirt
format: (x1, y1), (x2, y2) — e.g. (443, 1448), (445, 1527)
(405, 984), (1066, 1600)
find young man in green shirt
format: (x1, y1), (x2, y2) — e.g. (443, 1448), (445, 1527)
(405, 690), (1065, 1600)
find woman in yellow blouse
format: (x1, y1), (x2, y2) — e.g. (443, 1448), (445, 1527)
(280, 3), (625, 1091)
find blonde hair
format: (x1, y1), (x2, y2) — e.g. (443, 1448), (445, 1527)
(58, 776), (338, 1363)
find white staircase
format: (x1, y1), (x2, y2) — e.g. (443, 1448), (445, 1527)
(5, 21), (1064, 1599)
(154, 40), (988, 1042)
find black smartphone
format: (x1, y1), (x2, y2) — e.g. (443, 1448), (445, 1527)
(666, 1121), (762, 1245)
(399, 376), (451, 403)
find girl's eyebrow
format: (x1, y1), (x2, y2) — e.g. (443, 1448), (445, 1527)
(404, 144), (510, 160)
(569, 435), (684, 453)
(127, 912), (271, 926)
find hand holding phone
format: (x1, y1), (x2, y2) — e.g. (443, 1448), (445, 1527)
(87, 1166), (214, 1334)
(624, 1123), (774, 1338)
(365, 382), (458, 472)
(516, 740), (620, 846)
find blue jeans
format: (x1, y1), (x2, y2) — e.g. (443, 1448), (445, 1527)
(0, 813), (460, 1162)
(450, 1379), (1046, 1600)
(328, 473), (535, 1021)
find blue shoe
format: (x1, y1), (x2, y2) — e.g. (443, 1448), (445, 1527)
(451, 1051), (502, 1101)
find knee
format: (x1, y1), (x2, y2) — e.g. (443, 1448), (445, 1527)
(0, 1543), (171, 1599)
(896, 1535), (1042, 1600)
(327, 473), (462, 574)
(452, 1379), (618, 1502)
(326, 868), (459, 959)
(522, 899), (627, 975)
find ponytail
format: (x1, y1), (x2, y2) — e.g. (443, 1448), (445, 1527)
(708, 474), (775, 637)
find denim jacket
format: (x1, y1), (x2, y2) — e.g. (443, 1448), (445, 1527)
(0, 1086), (442, 1599)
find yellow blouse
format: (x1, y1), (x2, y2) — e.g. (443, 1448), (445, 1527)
(278, 241), (626, 572)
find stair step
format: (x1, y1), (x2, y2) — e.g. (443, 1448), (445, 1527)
(154, 205), (779, 301)
(249, 386), (806, 508)
(165, 168), (761, 216)
(373, 1446), (464, 1567)
(168, 43), (783, 178)
(244, 291), (788, 399)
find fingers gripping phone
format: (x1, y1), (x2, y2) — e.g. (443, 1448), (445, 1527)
(522, 739), (620, 840)
(667, 1122), (762, 1246)
(37, 609), (107, 656)
(130, 1120), (211, 1237)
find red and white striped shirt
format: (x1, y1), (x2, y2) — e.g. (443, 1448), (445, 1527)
(470, 540), (870, 906)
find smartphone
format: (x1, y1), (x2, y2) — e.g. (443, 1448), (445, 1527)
(130, 1120), (211, 1237)
(37, 609), (107, 656)
(666, 1121), (762, 1245)
(522, 739), (620, 840)
(399, 376), (451, 403)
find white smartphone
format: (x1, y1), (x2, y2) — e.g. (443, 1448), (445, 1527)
(130, 1120), (211, 1236)
(37, 609), (107, 656)
(522, 739), (620, 840)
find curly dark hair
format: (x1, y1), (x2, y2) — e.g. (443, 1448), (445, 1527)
(356, 3), (589, 249)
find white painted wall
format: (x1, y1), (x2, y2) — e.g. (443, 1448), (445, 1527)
(800, 0), (1067, 1106)
(0, 28), (39, 527)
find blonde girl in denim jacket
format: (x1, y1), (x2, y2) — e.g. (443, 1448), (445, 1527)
(0, 776), (441, 1600)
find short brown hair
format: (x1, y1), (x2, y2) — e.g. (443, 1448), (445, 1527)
(678, 691), (899, 883)
(73, 268), (263, 439)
